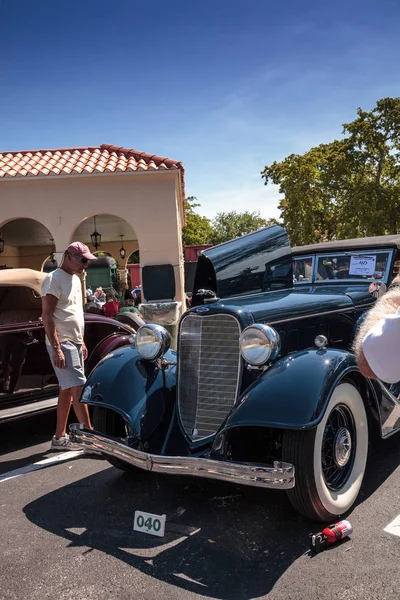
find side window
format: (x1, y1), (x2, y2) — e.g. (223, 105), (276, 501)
(393, 257), (400, 281)
(293, 256), (314, 283)
(315, 251), (391, 281)
(316, 257), (338, 280)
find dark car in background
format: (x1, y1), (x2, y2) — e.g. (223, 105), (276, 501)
(0, 269), (138, 422)
(71, 226), (400, 521)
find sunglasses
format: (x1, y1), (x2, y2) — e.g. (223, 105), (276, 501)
(69, 254), (89, 265)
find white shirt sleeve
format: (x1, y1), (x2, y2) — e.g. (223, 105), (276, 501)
(41, 274), (61, 299)
(362, 307), (400, 383)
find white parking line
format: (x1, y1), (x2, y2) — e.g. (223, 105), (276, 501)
(0, 450), (84, 483)
(384, 514), (400, 537)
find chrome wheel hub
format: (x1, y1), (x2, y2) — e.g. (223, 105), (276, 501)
(333, 427), (352, 467)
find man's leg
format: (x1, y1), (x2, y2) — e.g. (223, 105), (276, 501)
(55, 387), (73, 439)
(71, 385), (92, 429)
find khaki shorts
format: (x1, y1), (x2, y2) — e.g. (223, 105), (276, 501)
(46, 340), (86, 390)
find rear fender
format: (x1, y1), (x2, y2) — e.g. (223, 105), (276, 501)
(82, 345), (177, 436)
(220, 348), (377, 432)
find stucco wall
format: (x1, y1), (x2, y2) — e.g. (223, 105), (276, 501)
(0, 171), (185, 309)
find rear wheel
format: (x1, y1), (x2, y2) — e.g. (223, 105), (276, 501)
(282, 381), (368, 521)
(92, 406), (139, 474)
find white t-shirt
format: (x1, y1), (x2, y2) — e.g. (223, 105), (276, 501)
(41, 268), (84, 344)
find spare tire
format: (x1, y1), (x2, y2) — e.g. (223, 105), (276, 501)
(114, 312), (145, 331)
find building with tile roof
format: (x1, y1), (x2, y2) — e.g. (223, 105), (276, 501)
(0, 143), (186, 315)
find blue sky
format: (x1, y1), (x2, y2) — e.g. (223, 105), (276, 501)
(1, 0), (400, 221)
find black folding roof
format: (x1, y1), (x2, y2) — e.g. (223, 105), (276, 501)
(292, 234), (400, 255)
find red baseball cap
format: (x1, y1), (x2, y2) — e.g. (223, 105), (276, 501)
(66, 241), (97, 261)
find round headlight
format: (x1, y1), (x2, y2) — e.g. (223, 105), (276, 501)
(136, 324), (171, 360)
(239, 324), (280, 366)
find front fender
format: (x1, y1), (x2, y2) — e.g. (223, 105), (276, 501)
(81, 345), (177, 435)
(222, 348), (360, 432)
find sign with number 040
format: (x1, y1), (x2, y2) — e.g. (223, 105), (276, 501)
(133, 510), (166, 537)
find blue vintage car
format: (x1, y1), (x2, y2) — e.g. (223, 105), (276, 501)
(70, 225), (400, 521)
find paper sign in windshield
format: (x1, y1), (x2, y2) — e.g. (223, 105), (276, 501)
(349, 255), (376, 276)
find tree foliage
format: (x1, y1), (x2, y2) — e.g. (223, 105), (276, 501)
(209, 211), (273, 245)
(262, 97), (400, 246)
(182, 197), (214, 246)
(182, 198), (274, 246)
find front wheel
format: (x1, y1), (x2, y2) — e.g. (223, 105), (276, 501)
(282, 381), (368, 521)
(92, 406), (139, 474)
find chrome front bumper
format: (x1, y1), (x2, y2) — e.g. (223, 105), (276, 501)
(70, 424), (295, 490)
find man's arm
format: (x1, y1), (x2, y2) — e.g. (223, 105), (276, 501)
(42, 294), (65, 369)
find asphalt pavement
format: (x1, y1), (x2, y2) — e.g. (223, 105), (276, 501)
(1, 413), (400, 600)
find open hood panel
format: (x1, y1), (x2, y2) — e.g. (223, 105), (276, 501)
(192, 226), (292, 303)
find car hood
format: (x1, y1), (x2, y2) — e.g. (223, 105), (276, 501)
(214, 286), (355, 324)
(192, 225), (292, 303)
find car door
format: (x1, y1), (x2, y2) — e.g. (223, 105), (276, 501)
(0, 321), (43, 403)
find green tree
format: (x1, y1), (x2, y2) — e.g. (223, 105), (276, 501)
(262, 97), (400, 245)
(182, 197), (213, 246)
(128, 250), (140, 264)
(210, 211), (274, 245)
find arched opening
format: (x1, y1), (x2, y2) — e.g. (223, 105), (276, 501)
(71, 214), (139, 295)
(86, 252), (119, 295)
(0, 218), (55, 271)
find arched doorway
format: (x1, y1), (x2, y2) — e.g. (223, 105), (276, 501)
(71, 214), (139, 294)
(0, 218), (55, 270)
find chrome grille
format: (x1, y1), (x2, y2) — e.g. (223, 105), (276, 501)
(178, 313), (241, 441)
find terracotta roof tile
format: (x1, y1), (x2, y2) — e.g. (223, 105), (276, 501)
(0, 143), (186, 212)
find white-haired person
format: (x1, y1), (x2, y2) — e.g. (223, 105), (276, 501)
(354, 276), (400, 382)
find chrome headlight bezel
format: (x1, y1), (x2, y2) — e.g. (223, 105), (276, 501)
(239, 324), (280, 366)
(135, 324), (171, 361)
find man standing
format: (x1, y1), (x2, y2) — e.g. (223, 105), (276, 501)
(41, 242), (97, 450)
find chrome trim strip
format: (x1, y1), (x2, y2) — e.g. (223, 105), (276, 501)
(70, 424), (295, 490)
(267, 307), (355, 326)
(0, 396), (58, 422)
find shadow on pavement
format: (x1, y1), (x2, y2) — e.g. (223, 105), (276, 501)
(355, 431), (400, 508)
(24, 465), (312, 599)
(0, 450), (57, 475)
(22, 430), (400, 598)
(0, 411), (55, 450)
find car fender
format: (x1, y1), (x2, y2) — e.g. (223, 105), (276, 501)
(85, 332), (131, 374)
(81, 345), (177, 434)
(220, 348), (375, 432)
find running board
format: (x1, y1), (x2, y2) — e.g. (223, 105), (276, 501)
(0, 397), (58, 422)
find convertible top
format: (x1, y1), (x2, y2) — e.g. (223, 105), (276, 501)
(292, 234), (400, 255)
(0, 269), (46, 295)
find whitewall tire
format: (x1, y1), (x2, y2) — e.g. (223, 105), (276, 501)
(282, 381), (369, 521)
